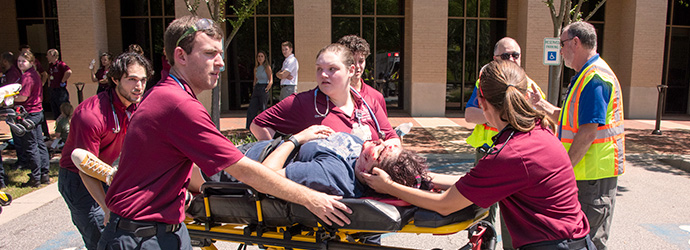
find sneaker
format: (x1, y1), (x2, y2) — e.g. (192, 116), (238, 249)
(21, 178), (40, 188)
(40, 174), (50, 184)
(71, 148), (116, 185)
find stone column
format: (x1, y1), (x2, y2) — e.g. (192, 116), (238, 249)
(604, 0), (667, 119)
(404, 0), (448, 116)
(294, 0), (332, 92)
(56, 0), (109, 105)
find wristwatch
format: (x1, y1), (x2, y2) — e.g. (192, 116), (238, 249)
(284, 134), (300, 148)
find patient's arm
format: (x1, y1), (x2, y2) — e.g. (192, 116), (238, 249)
(188, 165), (204, 193)
(262, 125), (335, 172)
(362, 167), (472, 216)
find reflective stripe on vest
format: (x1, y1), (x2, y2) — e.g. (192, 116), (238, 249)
(559, 58), (625, 180)
(466, 77), (545, 148)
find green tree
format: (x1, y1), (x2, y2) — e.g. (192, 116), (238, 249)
(544, 0), (605, 105)
(184, 0), (262, 129)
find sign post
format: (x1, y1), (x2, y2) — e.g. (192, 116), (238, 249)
(543, 38), (561, 66)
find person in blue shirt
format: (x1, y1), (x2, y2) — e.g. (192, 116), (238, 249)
(238, 125), (429, 198)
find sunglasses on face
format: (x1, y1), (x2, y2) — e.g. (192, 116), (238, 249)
(496, 52), (520, 60)
(175, 18), (215, 48)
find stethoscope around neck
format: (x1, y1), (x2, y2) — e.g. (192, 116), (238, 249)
(313, 87), (385, 139)
(479, 125), (515, 157)
(108, 91), (131, 134)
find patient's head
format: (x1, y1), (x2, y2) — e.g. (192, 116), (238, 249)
(355, 140), (430, 189)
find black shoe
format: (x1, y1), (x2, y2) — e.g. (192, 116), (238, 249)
(21, 178), (40, 188)
(40, 174), (50, 184)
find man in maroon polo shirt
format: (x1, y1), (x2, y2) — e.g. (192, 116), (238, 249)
(58, 52), (152, 250)
(1, 52), (21, 85)
(336, 35), (387, 115)
(46, 48), (72, 120)
(99, 16), (351, 250)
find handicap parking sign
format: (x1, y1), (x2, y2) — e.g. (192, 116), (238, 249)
(543, 38), (561, 66)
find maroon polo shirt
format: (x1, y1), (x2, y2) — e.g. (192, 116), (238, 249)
(2, 65), (22, 85)
(358, 79), (388, 116)
(59, 89), (134, 172)
(105, 75), (244, 224)
(253, 87), (397, 141)
(95, 67), (109, 89)
(48, 60), (70, 88)
(455, 123), (589, 248)
(16, 67), (43, 113)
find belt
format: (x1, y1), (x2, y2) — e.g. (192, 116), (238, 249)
(519, 236), (588, 250)
(117, 217), (181, 238)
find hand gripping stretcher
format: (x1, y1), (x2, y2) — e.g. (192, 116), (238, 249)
(184, 181), (497, 250)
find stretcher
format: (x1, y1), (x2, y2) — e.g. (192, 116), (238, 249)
(185, 182), (496, 250)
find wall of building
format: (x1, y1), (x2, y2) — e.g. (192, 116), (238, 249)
(604, 0), (667, 119)
(57, 0), (110, 105)
(0, 0), (19, 55)
(515, 0), (554, 95)
(404, 0), (448, 116)
(294, 0), (332, 93)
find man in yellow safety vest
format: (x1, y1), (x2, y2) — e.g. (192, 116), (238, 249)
(533, 21), (624, 250)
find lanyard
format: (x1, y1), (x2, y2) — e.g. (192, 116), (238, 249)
(350, 86), (384, 139)
(169, 74), (186, 91)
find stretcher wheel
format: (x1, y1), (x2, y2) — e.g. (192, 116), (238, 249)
(0, 191), (11, 206)
(466, 220), (496, 250)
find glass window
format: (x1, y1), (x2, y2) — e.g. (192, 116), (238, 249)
(447, 0), (507, 110)
(331, 0), (405, 109)
(673, 0), (690, 26)
(120, 0), (175, 87)
(121, 0), (149, 16)
(15, 0), (43, 18)
(223, 0), (295, 109)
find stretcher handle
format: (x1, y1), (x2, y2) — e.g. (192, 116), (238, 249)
(201, 181), (252, 191)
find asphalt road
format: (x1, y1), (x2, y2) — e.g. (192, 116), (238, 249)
(2, 154), (690, 249)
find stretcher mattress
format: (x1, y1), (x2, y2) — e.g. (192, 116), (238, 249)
(187, 182), (487, 231)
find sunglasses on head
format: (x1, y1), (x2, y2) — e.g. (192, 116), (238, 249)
(496, 52), (520, 60)
(175, 18), (215, 48)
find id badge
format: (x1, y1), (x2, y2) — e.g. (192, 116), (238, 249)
(351, 123), (372, 141)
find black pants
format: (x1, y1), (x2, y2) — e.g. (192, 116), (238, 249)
(246, 83), (269, 129)
(50, 87), (70, 119)
(518, 235), (596, 250)
(98, 213), (192, 250)
(17, 112), (50, 181)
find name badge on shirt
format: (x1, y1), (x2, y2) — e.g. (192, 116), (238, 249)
(49, 75), (54, 80)
(351, 123), (372, 141)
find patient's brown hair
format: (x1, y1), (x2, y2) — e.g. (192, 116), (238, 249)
(379, 150), (431, 189)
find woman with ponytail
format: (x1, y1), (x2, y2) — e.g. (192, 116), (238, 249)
(363, 60), (596, 250)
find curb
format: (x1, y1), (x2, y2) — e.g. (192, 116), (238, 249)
(0, 182), (61, 225)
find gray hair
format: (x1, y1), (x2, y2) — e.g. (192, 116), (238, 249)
(564, 21), (597, 50)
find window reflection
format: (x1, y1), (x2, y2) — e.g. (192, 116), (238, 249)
(331, 0), (405, 108)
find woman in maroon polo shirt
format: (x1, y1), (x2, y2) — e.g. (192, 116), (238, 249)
(250, 43), (399, 145)
(362, 60), (596, 250)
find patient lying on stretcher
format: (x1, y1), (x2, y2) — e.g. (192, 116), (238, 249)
(190, 125), (433, 198)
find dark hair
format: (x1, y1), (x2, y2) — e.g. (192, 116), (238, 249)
(164, 15), (223, 66)
(127, 44), (144, 55)
(18, 51), (35, 63)
(564, 21), (597, 50)
(316, 43), (354, 68)
(479, 60), (554, 132)
(60, 102), (74, 117)
(107, 52), (153, 88)
(1, 52), (15, 64)
(336, 35), (370, 58)
(378, 150), (431, 189)
(256, 50), (269, 68)
(281, 41), (293, 49)
(19, 44), (31, 51)
(99, 52), (114, 68)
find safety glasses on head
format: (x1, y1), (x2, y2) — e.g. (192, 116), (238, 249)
(175, 18), (215, 48)
(496, 52), (520, 61)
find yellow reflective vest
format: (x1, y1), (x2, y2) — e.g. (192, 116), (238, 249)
(466, 77), (545, 148)
(558, 57), (625, 180)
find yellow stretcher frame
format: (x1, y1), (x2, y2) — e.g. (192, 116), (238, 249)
(185, 190), (491, 250)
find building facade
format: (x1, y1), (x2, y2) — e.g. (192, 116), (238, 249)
(0, 0), (679, 118)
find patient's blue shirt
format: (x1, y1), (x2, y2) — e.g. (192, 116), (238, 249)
(287, 133), (367, 198)
(246, 133), (367, 198)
